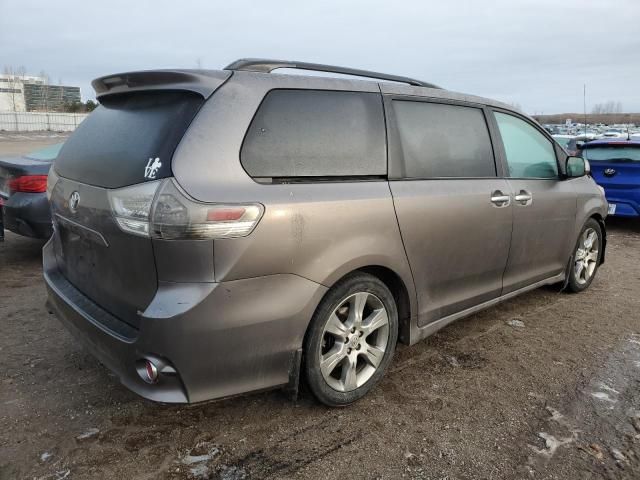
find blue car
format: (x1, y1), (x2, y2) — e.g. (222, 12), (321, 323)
(581, 139), (640, 217)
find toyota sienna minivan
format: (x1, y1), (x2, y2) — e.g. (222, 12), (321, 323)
(44, 59), (607, 406)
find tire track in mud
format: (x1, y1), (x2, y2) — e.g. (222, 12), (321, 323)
(217, 419), (364, 479)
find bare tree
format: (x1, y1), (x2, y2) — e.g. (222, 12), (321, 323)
(39, 70), (50, 111)
(592, 100), (624, 115)
(2, 65), (21, 112)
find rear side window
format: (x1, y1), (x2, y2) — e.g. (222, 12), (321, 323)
(241, 90), (386, 179)
(392, 101), (496, 178)
(494, 112), (558, 178)
(55, 91), (203, 188)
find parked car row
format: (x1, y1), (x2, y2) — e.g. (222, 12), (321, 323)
(545, 123), (640, 139)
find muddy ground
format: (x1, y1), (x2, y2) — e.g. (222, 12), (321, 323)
(1, 136), (640, 480)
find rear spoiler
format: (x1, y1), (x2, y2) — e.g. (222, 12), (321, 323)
(91, 69), (231, 100)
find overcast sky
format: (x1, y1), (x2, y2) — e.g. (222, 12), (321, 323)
(2, 0), (639, 114)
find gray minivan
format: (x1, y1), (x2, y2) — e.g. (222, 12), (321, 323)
(44, 59), (607, 406)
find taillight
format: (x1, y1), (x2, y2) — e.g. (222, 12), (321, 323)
(9, 175), (48, 194)
(150, 179), (263, 240)
(108, 180), (161, 237)
(108, 178), (264, 240)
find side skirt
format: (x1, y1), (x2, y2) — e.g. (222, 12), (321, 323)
(408, 272), (565, 345)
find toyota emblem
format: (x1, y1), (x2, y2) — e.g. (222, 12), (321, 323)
(69, 191), (80, 213)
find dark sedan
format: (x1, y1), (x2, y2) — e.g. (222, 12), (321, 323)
(0, 143), (63, 239)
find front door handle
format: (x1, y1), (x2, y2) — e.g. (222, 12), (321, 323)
(515, 190), (533, 206)
(490, 190), (511, 207)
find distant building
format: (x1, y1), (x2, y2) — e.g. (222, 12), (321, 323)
(0, 74), (81, 112)
(23, 83), (81, 112)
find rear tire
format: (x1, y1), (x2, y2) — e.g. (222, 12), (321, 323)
(303, 272), (398, 407)
(566, 218), (602, 293)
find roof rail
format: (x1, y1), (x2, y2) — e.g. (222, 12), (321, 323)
(225, 58), (441, 89)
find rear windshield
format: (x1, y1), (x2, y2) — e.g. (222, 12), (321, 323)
(583, 146), (640, 162)
(55, 91), (203, 188)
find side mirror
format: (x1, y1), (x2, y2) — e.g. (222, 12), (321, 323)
(566, 156), (590, 177)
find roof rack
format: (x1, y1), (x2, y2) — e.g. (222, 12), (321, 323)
(225, 58), (441, 89)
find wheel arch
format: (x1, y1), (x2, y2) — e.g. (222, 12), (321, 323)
(313, 265), (414, 345)
(590, 213), (607, 264)
(357, 266), (412, 345)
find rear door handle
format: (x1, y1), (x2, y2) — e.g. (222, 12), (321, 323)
(514, 190), (533, 206)
(490, 190), (511, 207)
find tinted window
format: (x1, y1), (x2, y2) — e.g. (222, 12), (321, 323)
(55, 91), (203, 188)
(392, 101), (495, 178)
(495, 112), (558, 178)
(582, 146), (640, 162)
(241, 90), (386, 178)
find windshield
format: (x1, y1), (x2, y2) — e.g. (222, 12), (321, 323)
(583, 146), (640, 162)
(25, 142), (64, 160)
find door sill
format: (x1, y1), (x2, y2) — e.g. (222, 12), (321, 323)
(408, 272), (565, 345)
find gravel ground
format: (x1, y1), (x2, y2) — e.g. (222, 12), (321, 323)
(1, 136), (640, 479)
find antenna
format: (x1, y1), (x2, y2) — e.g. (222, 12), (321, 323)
(583, 84), (587, 138)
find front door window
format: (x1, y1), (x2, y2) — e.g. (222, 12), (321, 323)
(495, 112), (558, 179)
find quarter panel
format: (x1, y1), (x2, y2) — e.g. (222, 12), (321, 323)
(212, 181), (415, 292)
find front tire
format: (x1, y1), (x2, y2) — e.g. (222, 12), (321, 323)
(567, 218), (602, 293)
(303, 272), (398, 407)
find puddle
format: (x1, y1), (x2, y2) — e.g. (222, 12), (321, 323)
(528, 334), (640, 472)
(179, 441), (221, 478)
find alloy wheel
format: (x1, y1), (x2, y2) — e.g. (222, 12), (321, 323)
(318, 292), (390, 392)
(574, 227), (599, 285)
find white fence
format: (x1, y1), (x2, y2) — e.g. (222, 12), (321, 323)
(0, 112), (88, 132)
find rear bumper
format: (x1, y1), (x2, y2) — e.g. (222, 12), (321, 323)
(604, 191), (640, 217)
(2, 192), (52, 238)
(43, 237), (327, 403)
